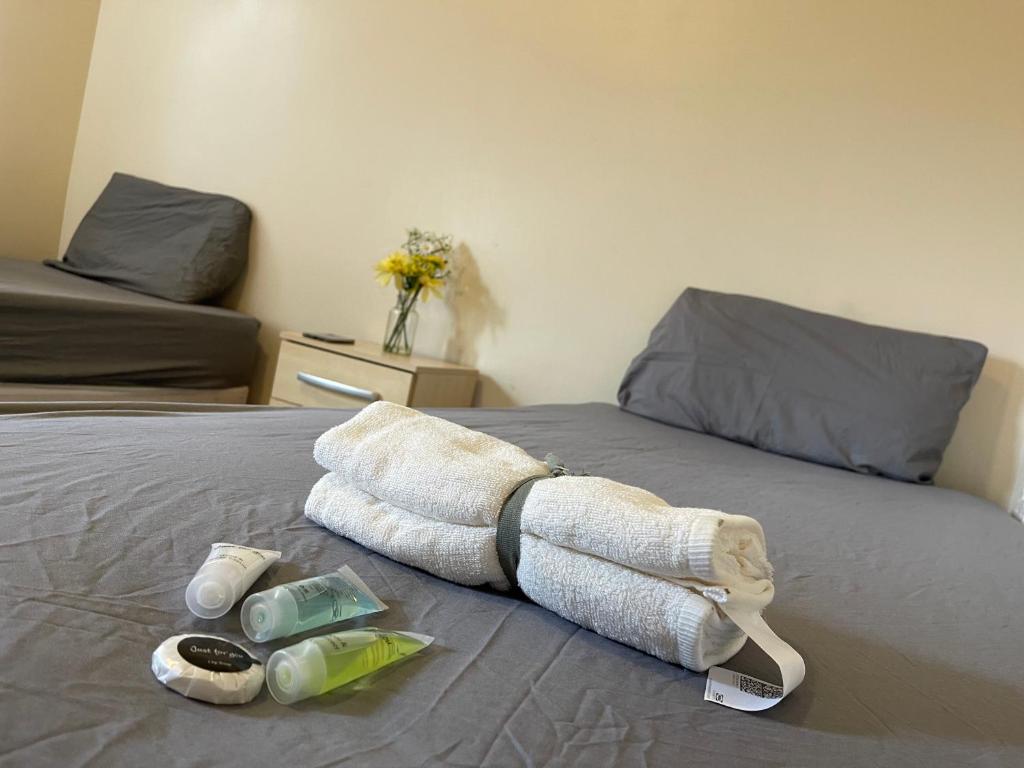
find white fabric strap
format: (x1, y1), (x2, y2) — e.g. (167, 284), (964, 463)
(704, 605), (805, 711)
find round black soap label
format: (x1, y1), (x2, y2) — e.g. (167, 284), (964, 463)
(177, 636), (261, 673)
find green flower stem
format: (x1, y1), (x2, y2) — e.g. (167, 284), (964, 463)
(384, 285), (422, 353)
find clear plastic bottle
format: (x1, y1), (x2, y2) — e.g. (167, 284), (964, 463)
(266, 628), (433, 704)
(240, 565), (387, 642)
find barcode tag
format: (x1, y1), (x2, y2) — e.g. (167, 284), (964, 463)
(705, 666), (784, 711)
(703, 606), (804, 711)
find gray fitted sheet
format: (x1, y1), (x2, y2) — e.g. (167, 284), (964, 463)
(1, 403), (1021, 767)
(0, 257), (258, 388)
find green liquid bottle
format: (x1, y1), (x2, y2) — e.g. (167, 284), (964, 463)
(241, 565), (387, 642)
(266, 628), (434, 704)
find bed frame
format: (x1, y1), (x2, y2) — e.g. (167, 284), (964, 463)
(0, 382), (249, 404)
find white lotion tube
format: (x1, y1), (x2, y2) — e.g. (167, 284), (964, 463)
(186, 543), (282, 619)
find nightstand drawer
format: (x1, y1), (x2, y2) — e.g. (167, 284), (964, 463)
(271, 340), (414, 408)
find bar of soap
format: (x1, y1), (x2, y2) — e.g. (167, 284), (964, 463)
(152, 634), (265, 704)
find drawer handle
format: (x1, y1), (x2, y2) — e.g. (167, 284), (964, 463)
(296, 371), (381, 402)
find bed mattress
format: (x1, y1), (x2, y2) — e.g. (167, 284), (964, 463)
(0, 257), (258, 388)
(1, 402), (1021, 767)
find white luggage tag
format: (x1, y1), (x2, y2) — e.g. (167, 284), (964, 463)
(705, 604), (805, 711)
(669, 580), (805, 712)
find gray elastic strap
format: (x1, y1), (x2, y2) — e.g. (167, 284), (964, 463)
(495, 475), (549, 589)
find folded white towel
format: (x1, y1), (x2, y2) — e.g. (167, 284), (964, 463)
(314, 401), (548, 526)
(305, 473), (509, 589)
(314, 402), (770, 606)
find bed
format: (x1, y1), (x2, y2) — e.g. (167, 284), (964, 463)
(0, 257), (258, 402)
(2, 401), (1021, 767)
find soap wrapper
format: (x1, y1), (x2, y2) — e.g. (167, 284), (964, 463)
(152, 634), (265, 705)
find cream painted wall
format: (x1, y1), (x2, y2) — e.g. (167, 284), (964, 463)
(0, 0), (99, 260)
(62, 0), (1024, 508)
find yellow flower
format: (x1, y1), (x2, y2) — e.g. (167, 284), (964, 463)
(422, 254), (448, 271)
(375, 252), (411, 285)
(418, 273), (444, 301)
(375, 233), (451, 302)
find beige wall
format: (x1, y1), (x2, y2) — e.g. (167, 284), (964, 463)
(0, 0), (99, 260)
(62, 0), (1024, 508)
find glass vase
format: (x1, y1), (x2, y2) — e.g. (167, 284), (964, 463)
(383, 292), (419, 355)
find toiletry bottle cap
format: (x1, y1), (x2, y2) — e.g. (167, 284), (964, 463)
(240, 591), (297, 643)
(186, 575), (232, 619)
(185, 560), (244, 619)
(196, 581), (226, 610)
(267, 643), (327, 705)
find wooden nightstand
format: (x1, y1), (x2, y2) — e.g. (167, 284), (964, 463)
(270, 331), (477, 408)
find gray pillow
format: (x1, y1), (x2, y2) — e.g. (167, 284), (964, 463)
(47, 173), (251, 303)
(618, 288), (987, 483)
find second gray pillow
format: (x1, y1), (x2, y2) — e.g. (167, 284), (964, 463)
(47, 173), (251, 304)
(618, 288), (987, 483)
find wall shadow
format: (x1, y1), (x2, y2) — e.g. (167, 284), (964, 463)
(474, 374), (516, 408)
(442, 243), (504, 371)
(937, 355), (1023, 508)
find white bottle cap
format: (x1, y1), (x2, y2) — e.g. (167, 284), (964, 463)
(266, 642), (327, 705)
(240, 590), (299, 642)
(186, 560), (244, 619)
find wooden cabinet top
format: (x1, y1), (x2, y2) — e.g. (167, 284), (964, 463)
(279, 331), (477, 376)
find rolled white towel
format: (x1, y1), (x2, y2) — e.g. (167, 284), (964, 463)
(521, 475), (774, 607)
(305, 406), (805, 700)
(518, 535), (747, 672)
(313, 401), (548, 526)
(305, 473), (509, 589)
